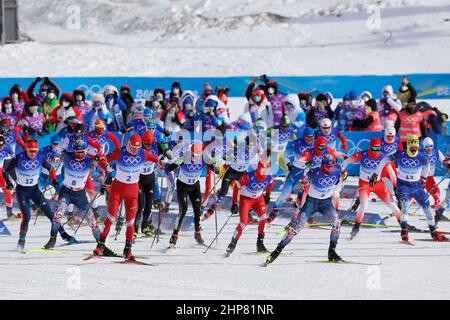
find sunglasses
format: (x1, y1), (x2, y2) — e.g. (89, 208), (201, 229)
(28, 149), (38, 153)
(371, 146), (382, 151)
(253, 96), (262, 102)
(317, 146), (326, 150)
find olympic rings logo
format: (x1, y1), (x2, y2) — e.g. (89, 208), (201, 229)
(5, 135), (13, 144)
(318, 176), (337, 186)
(250, 182), (268, 190)
(21, 159), (39, 170)
(70, 160), (87, 171)
(404, 116), (417, 124)
(383, 143), (397, 153)
(429, 156), (437, 166)
(76, 84), (111, 99)
(345, 138), (371, 156)
(363, 158), (380, 168)
(401, 158), (420, 167)
(122, 155), (142, 166)
(186, 164), (203, 172)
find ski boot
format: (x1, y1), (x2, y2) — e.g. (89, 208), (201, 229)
(93, 237), (106, 256)
(43, 235), (57, 250)
(66, 211), (75, 227)
(194, 231), (204, 245)
(328, 243), (342, 262)
(350, 223), (360, 239)
(123, 242), (135, 260)
(350, 198), (360, 212)
(61, 232), (78, 244)
(307, 216), (316, 225)
(102, 246), (118, 257)
(226, 238), (237, 257)
(430, 227), (448, 241)
(256, 234), (268, 252)
(401, 227), (409, 242)
(406, 224), (419, 232)
(6, 206), (14, 219)
(230, 204), (239, 216)
(17, 238), (25, 252)
(265, 245), (283, 266)
(141, 221), (155, 236)
(202, 208), (215, 221)
(169, 231), (178, 247)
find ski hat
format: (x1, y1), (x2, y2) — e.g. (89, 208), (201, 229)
(319, 118), (332, 135)
(314, 136), (327, 155)
(26, 140), (39, 156)
(423, 137), (434, 154)
(256, 158), (270, 182)
(204, 95), (220, 110)
(315, 93), (328, 104)
(324, 92), (334, 106)
(73, 139), (87, 161)
(94, 119), (106, 135)
(406, 134), (420, 158)
(59, 92), (74, 108)
(382, 85), (394, 97)
(0, 118), (12, 135)
(203, 83), (213, 97)
(348, 90), (358, 101)
(320, 154), (336, 175)
(73, 88), (86, 102)
(142, 130), (154, 148)
(250, 90), (266, 107)
(143, 107), (153, 120)
(303, 127), (314, 145)
(191, 141), (203, 162)
(384, 126), (396, 143)
(51, 135), (62, 145)
(368, 138), (382, 159)
(265, 80), (278, 95)
(360, 90), (372, 102)
(103, 85), (119, 97)
(127, 134), (142, 155)
(181, 90), (195, 110)
(120, 84), (131, 93)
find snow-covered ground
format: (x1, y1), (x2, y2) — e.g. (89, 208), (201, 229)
(0, 0), (449, 76)
(1, 177), (450, 300)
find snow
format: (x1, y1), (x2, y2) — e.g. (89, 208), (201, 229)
(0, 0), (448, 76)
(1, 177), (450, 300)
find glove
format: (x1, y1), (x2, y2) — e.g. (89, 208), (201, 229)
(420, 177), (427, 188)
(369, 173), (378, 186)
(164, 129), (170, 137)
(100, 184), (107, 195)
(287, 163), (295, 172)
(53, 180), (60, 190)
(230, 204), (239, 215)
(305, 162), (313, 169)
(120, 126), (127, 134)
(264, 193), (271, 205)
(5, 181), (13, 190)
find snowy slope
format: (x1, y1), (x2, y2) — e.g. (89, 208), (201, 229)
(0, 0), (448, 76)
(1, 177), (450, 300)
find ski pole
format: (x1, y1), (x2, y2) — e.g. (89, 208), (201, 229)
(74, 175), (106, 234)
(33, 175), (52, 225)
(213, 172), (218, 247)
(200, 166), (228, 207)
(203, 213), (233, 254)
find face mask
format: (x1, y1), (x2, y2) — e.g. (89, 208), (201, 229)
(12, 93), (19, 101)
(184, 103), (193, 111)
(268, 87), (275, 95)
(172, 88), (180, 95)
(401, 85), (408, 91)
(156, 93), (163, 101)
(40, 91), (47, 98)
(362, 96), (369, 102)
(75, 95), (83, 101)
(47, 93), (55, 100)
(5, 105), (12, 113)
(63, 101), (70, 108)
(29, 106), (38, 114)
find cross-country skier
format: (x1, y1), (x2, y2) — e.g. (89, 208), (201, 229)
(226, 159), (273, 256)
(165, 141), (219, 247)
(421, 137), (445, 210)
(381, 134), (447, 241)
(265, 154), (347, 265)
(342, 137), (401, 239)
(0, 136), (15, 219)
(50, 139), (115, 254)
(3, 140), (75, 251)
(93, 134), (161, 260)
(316, 118), (348, 151)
